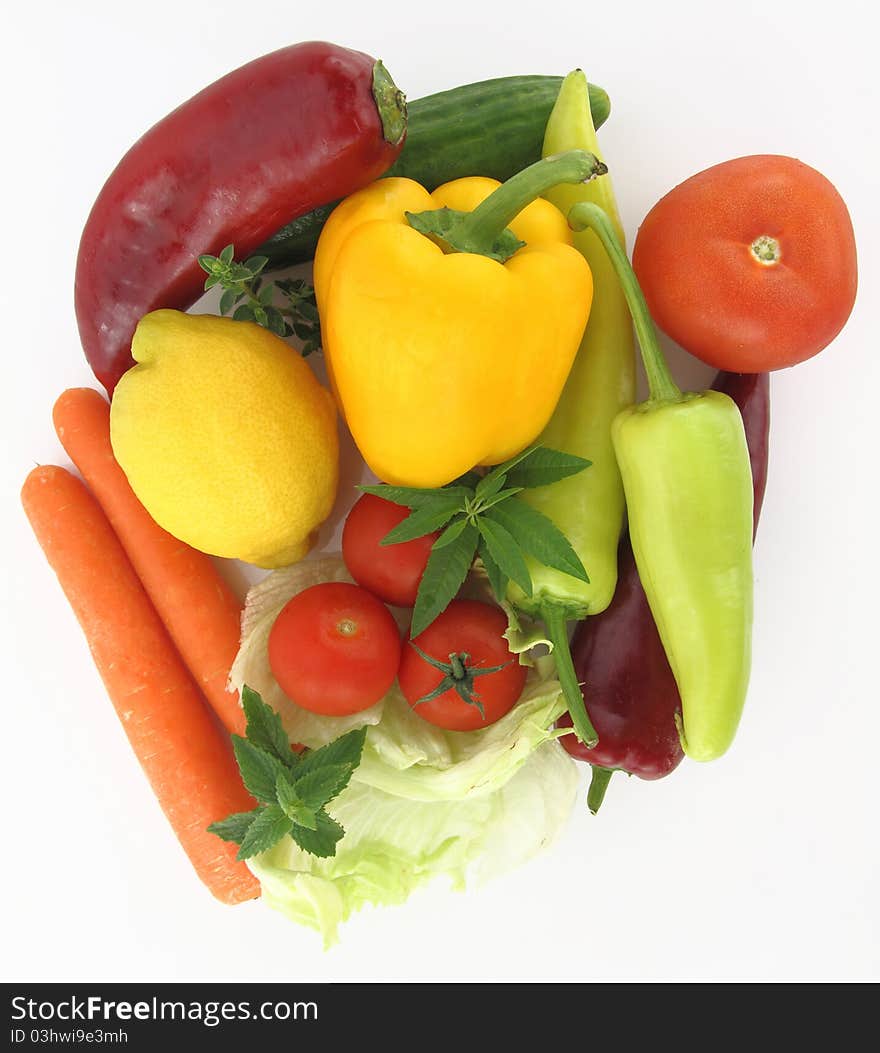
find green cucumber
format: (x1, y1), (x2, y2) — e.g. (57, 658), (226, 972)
(257, 74), (611, 268)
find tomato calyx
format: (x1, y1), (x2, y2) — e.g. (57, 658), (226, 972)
(409, 644), (512, 720)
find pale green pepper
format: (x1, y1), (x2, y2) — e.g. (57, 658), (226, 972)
(504, 70), (636, 746)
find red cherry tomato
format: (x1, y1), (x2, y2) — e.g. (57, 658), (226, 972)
(632, 154), (857, 372)
(268, 581), (401, 716)
(342, 493), (439, 607)
(398, 600), (527, 732)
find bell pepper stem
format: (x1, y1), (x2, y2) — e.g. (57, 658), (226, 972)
(568, 201), (680, 404)
(407, 151), (608, 262)
(540, 601), (598, 748)
(587, 766), (614, 814)
(457, 150), (607, 250)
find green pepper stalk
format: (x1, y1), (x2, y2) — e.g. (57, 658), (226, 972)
(503, 71), (635, 749)
(569, 201), (755, 762)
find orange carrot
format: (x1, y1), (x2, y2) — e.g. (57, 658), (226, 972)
(21, 466), (260, 905)
(53, 388), (245, 737)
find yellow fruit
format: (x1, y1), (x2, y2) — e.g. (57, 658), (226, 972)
(110, 310), (339, 568)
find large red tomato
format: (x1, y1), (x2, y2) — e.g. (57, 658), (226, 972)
(632, 155), (857, 372)
(268, 582), (401, 716)
(398, 600), (527, 732)
(342, 493), (439, 607)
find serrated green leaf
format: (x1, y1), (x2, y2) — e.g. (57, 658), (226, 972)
(198, 253), (219, 273)
(432, 516), (469, 549)
(275, 773), (318, 829)
(295, 764), (354, 809)
(253, 305), (268, 326)
(290, 809), (346, 859)
(360, 483), (472, 509)
(244, 255), (269, 275)
(295, 727), (367, 779)
(258, 282), (275, 306)
(505, 447), (592, 489)
(486, 501), (589, 583)
(410, 522), (479, 638)
(475, 470), (508, 502)
(380, 499), (462, 545)
(479, 445), (539, 492)
(207, 807), (262, 845)
(203, 274), (221, 290)
(236, 804), (292, 860)
(475, 486), (525, 512)
(233, 304), (255, 322)
(478, 538), (508, 603)
(241, 685), (294, 766)
(477, 517), (532, 597)
(219, 244), (235, 265)
(232, 736), (291, 804)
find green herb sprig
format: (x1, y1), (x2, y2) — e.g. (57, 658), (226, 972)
(209, 686), (365, 860)
(363, 445), (592, 638)
(198, 245), (322, 355)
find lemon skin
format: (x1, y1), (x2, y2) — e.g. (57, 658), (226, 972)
(110, 310), (339, 568)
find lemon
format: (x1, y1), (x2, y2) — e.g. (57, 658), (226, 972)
(111, 310), (339, 568)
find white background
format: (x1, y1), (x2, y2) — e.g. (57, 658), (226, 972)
(2, 0), (878, 982)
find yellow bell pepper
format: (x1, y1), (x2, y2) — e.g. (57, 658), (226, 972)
(313, 151), (603, 487)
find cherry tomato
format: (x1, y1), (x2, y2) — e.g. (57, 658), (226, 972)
(632, 155), (857, 372)
(398, 600), (527, 732)
(268, 581), (401, 716)
(342, 493), (439, 607)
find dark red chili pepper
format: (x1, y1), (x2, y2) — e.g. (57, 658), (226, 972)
(75, 41), (407, 395)
(560, 369), (770, 810)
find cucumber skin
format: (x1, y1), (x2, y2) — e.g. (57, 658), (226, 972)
(258, 75), (611, 268)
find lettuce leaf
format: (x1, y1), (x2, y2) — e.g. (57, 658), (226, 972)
(249, 739), (578, 945)
(230, 555), (578, 943)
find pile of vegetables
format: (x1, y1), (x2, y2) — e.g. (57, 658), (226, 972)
(22, 40), (858, 944)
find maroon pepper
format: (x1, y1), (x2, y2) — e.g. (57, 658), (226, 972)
(75, 41), (407, 395)
(560, 370), (770, 811)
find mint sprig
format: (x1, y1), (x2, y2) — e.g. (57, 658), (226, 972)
(208, 686), (366, 860)
(198, 245), (322, 355)
(362, 445), (591, 637)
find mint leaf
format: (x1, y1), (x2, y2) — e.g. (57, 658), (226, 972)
(380, 498), (462, 545)
(241, 686), (294, 766)
(236, 804), (292, 861)
(295, 764), (355, 810)
(291, 809), (346, 859)
(295, 727), (367, 778)
(477, 516), (532, 596)
(207, 808), (262, 845)
(360, 483), (472, 510)
(486, 500), (589, 583)
(411, 522), (479, 638)
(232, 736), (291, 804)
(275, 773), (318, 830)
(478, 538), (508, 603)
(505, 447), (592, 489)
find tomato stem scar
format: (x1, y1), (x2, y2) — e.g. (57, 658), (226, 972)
(750, 235), (781, 265)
